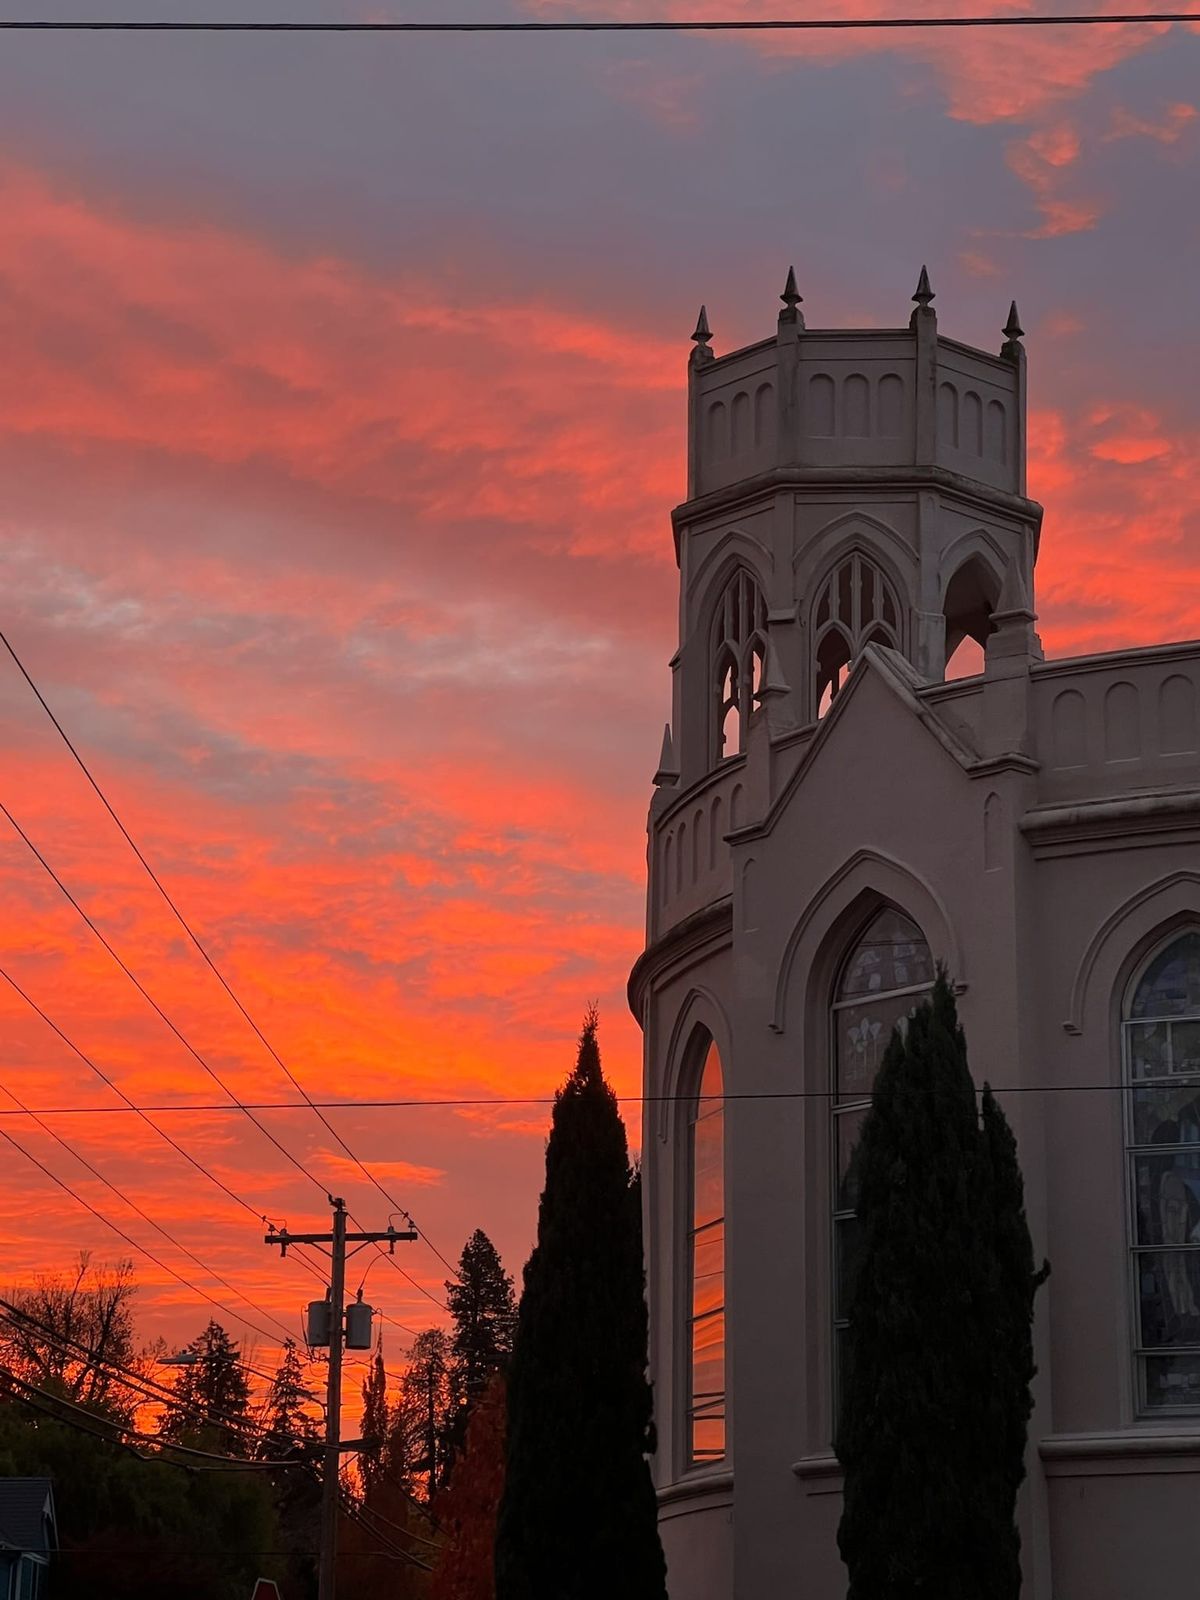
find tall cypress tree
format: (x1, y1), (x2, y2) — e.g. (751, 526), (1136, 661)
(979, 1085), (1050, 1598)
(836, 974), (1046, 1600)
(495, 1007), (665, 1600)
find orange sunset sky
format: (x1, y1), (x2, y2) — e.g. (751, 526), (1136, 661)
(0, 0), (1198, 1382)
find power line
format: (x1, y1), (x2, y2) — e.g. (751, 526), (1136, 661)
(0, 1119), (301, 1348)
(0, 1074), (297, 1345)
(339, 1495), (436, 1573)
(0, 11), (1192, 29)
(0, 961), (357, 1322)
(0, 797), (441, 1315)
(0, 1082), (1164, 1112)
(0, 1298), (315, 1451)
(1, 1375), (307, 1472)
(0, 625), (452, 1305)
(0, 1309), (447, 1564)
(0, 964), (424, 1352)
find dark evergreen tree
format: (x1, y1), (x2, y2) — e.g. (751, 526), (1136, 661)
(495, 1007), (666, 1600)
(836, 974), (1046, 1600)
(261, 1338), (318, 1458)
(159, 1319), (252, 1457)
(979, 1085), (1050, 1598)
(447, 1228), (517, 1403)
(441, 1227), (517, 1470)
(359, 1346), (391, 1495)
(395, 1327), (456, 1500)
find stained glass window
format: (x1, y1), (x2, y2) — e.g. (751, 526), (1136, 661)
(688, 1039), (725, 1464)
(831, 909), (933, 1404)
(1125, 933), (1200, 1412)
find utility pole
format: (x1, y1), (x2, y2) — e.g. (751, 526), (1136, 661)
(265, 1196), (417, 1600)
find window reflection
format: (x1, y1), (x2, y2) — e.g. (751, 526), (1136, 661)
(688, 1041), (725, 1464)
(1125, 933), (1200, 1411)
(831, 909), (932, 1413)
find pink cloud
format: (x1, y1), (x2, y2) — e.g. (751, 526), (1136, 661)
(526, 0), (1200, 124)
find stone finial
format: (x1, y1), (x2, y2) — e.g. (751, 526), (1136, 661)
(913, 265), (935, 308)
(779, 265), (805, 329)
(653, 723), (679, 787)
(1002, 299), (1024, 359)
(691, 304), (712, 347)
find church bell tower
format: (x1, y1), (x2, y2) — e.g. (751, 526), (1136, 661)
(632, 271), (1049, 1600)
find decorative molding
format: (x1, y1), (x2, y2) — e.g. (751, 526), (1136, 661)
(937, 525), (1008, 594)
(658, 985), (734, 1142)
(771, 846), (961, 1033)
(1030, 636), (1200, 682)
(628, 898), (734, 1020)
(656, 1467), (735, 1515)
(1022, 792), (1200, 859)
(791, 1453), (844, 1497)
(1062, 869), (1200, 1034)
(686, 526), (775, 598)
(1040, 1430), (1200, 1476)
(793, 510), (917, 578)
(671, 463), (1044, 540)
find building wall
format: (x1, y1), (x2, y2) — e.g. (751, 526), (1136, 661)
(634, 299), (1200, 1600)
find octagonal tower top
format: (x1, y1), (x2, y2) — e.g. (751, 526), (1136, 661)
(685, 268), (1026, 506)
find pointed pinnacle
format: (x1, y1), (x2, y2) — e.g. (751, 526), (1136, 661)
(653, 723), (679, 787)
(780, 266), (802, 308)
(691, 304), (712, 346)
(913, 265), (934, 307)
(1004, 300), (1024, 342)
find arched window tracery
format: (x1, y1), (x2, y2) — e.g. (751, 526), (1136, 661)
(1124, 931), (1200, 1413)
(813, 552), (901, 718)
(830, 908), (933, 1399)
(686, 1036), (726, 1464)
(712, 568), (767, 760)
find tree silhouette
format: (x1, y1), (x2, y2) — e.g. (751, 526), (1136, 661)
(359, 1345), (391, 1495)
(442, 1228), (516, 1468)
(395, 1328), (455, 1501)
(260, 1338), (318, 1457)
(1, 1252), (145, 1421)
(496, 1007), (665, 1600)
(836, 973), (1047, 1600)
(159, 1319), (252, 1457)
(447, 1229), (516, 1402)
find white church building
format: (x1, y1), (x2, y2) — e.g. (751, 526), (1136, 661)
(630, 272), (1200, 1599)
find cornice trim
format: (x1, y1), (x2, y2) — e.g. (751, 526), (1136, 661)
(671, 464), (1044, 540)
(628, 898), (733, 1019)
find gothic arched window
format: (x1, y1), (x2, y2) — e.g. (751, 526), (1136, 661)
(813, 553), (901, 718)
(713, 568), (767, 760)
(830, 908), (933, 1395)
(1124, 932), (1200, 1413)
(687, 1037), (726, 1464)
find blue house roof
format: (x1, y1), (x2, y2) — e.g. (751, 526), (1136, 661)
(0, 1479), (57, 1559)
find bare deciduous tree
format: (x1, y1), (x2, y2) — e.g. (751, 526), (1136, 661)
(1, 1251), (147, 1420)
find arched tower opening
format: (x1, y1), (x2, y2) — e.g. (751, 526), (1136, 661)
(942, 555), (1001, 680)
(712, 567), (767, 760)
(812, 552), (901, 718)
